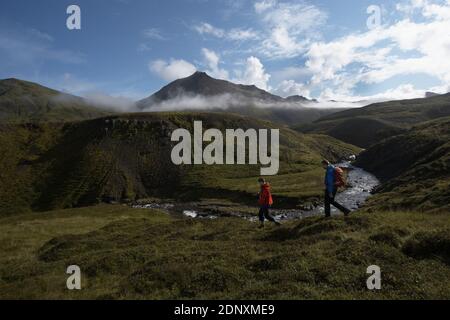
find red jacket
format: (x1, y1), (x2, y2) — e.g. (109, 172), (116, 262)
(258, 183), (274, 206)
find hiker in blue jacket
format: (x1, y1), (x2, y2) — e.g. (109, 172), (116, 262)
(322, 159), (351, 217)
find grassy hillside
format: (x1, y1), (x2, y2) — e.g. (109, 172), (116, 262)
(355, 117), (450, 212)
(0, 78), (110, 123)
(0, 112), (359, 215)
(296, 94), (450, 147)
(226, 105), (346, 126)
(0, 205), (448, 299)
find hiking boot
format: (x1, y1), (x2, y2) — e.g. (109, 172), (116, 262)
(258, 223), (264, 229)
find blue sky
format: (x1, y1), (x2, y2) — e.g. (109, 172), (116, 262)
(1, 0), (449, 103)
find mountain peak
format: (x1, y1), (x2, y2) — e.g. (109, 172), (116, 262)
(185, 71), (215, 82)
(137, 72), (285, 108)
(192, 71), (209, 77)
(285, 95), (317, 103)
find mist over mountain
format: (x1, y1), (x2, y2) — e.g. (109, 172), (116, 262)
(136, 71), (323, 109)
(136, 71), (344, 125)
(0, 78), (111, 122)
(0, 75), (347, 126)
(138, 72), (284, 107)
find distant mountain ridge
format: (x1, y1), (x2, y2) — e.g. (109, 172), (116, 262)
(297, 93), (450, 147)
(0, 78), (111, 123)
(0, 75), (340, 126)
(136, 71), (338, 126)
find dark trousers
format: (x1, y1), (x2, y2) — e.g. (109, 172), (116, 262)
(259, 206), (276, 222)
(324, 189), (350, 217)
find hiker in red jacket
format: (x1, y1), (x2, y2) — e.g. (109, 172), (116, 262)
(257, 178), (280, 228)
(322, 159), (351, 217)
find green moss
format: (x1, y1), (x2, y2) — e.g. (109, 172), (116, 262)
(403, 230), (450, 264)
(0, 206), (449, 299)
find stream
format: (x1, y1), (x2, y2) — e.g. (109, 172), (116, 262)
(132, 162), (380, 221)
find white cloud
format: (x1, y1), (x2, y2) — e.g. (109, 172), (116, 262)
(200, 49), (271, 91)
(319, 83), (430, 103)
(256, 0), (327, 58)
(146, 0), (450, 102)
(368, 84), (425, 100)
(201, 48), (229, 80)
(397, 0), (450, 20)
(194, 22), (258, 41)
(195, 22), (225, 38)
(149, 59), (197, 82)
(148, 51), (270, 92)
(271, 66), (312, 82)
(227, 28), (259, 41)
(273, 80), (311, 98)
(142, 28), (165, 40)
(193, 1), (327, 59)
(302, 0), (450, 100)
(422, 1), (450, 20)
(235, 56), (271, 91)
(254, 0), (277, 13)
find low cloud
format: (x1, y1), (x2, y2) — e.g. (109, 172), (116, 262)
(50, 91), (136, 112)
(140, 93), (356, 112)
(83, 92), (136, 111)
(273, 80), (311, 98)
(319, 83), (447, 103)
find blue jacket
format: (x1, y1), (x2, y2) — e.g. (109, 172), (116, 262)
(325, 165), (335, 194)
